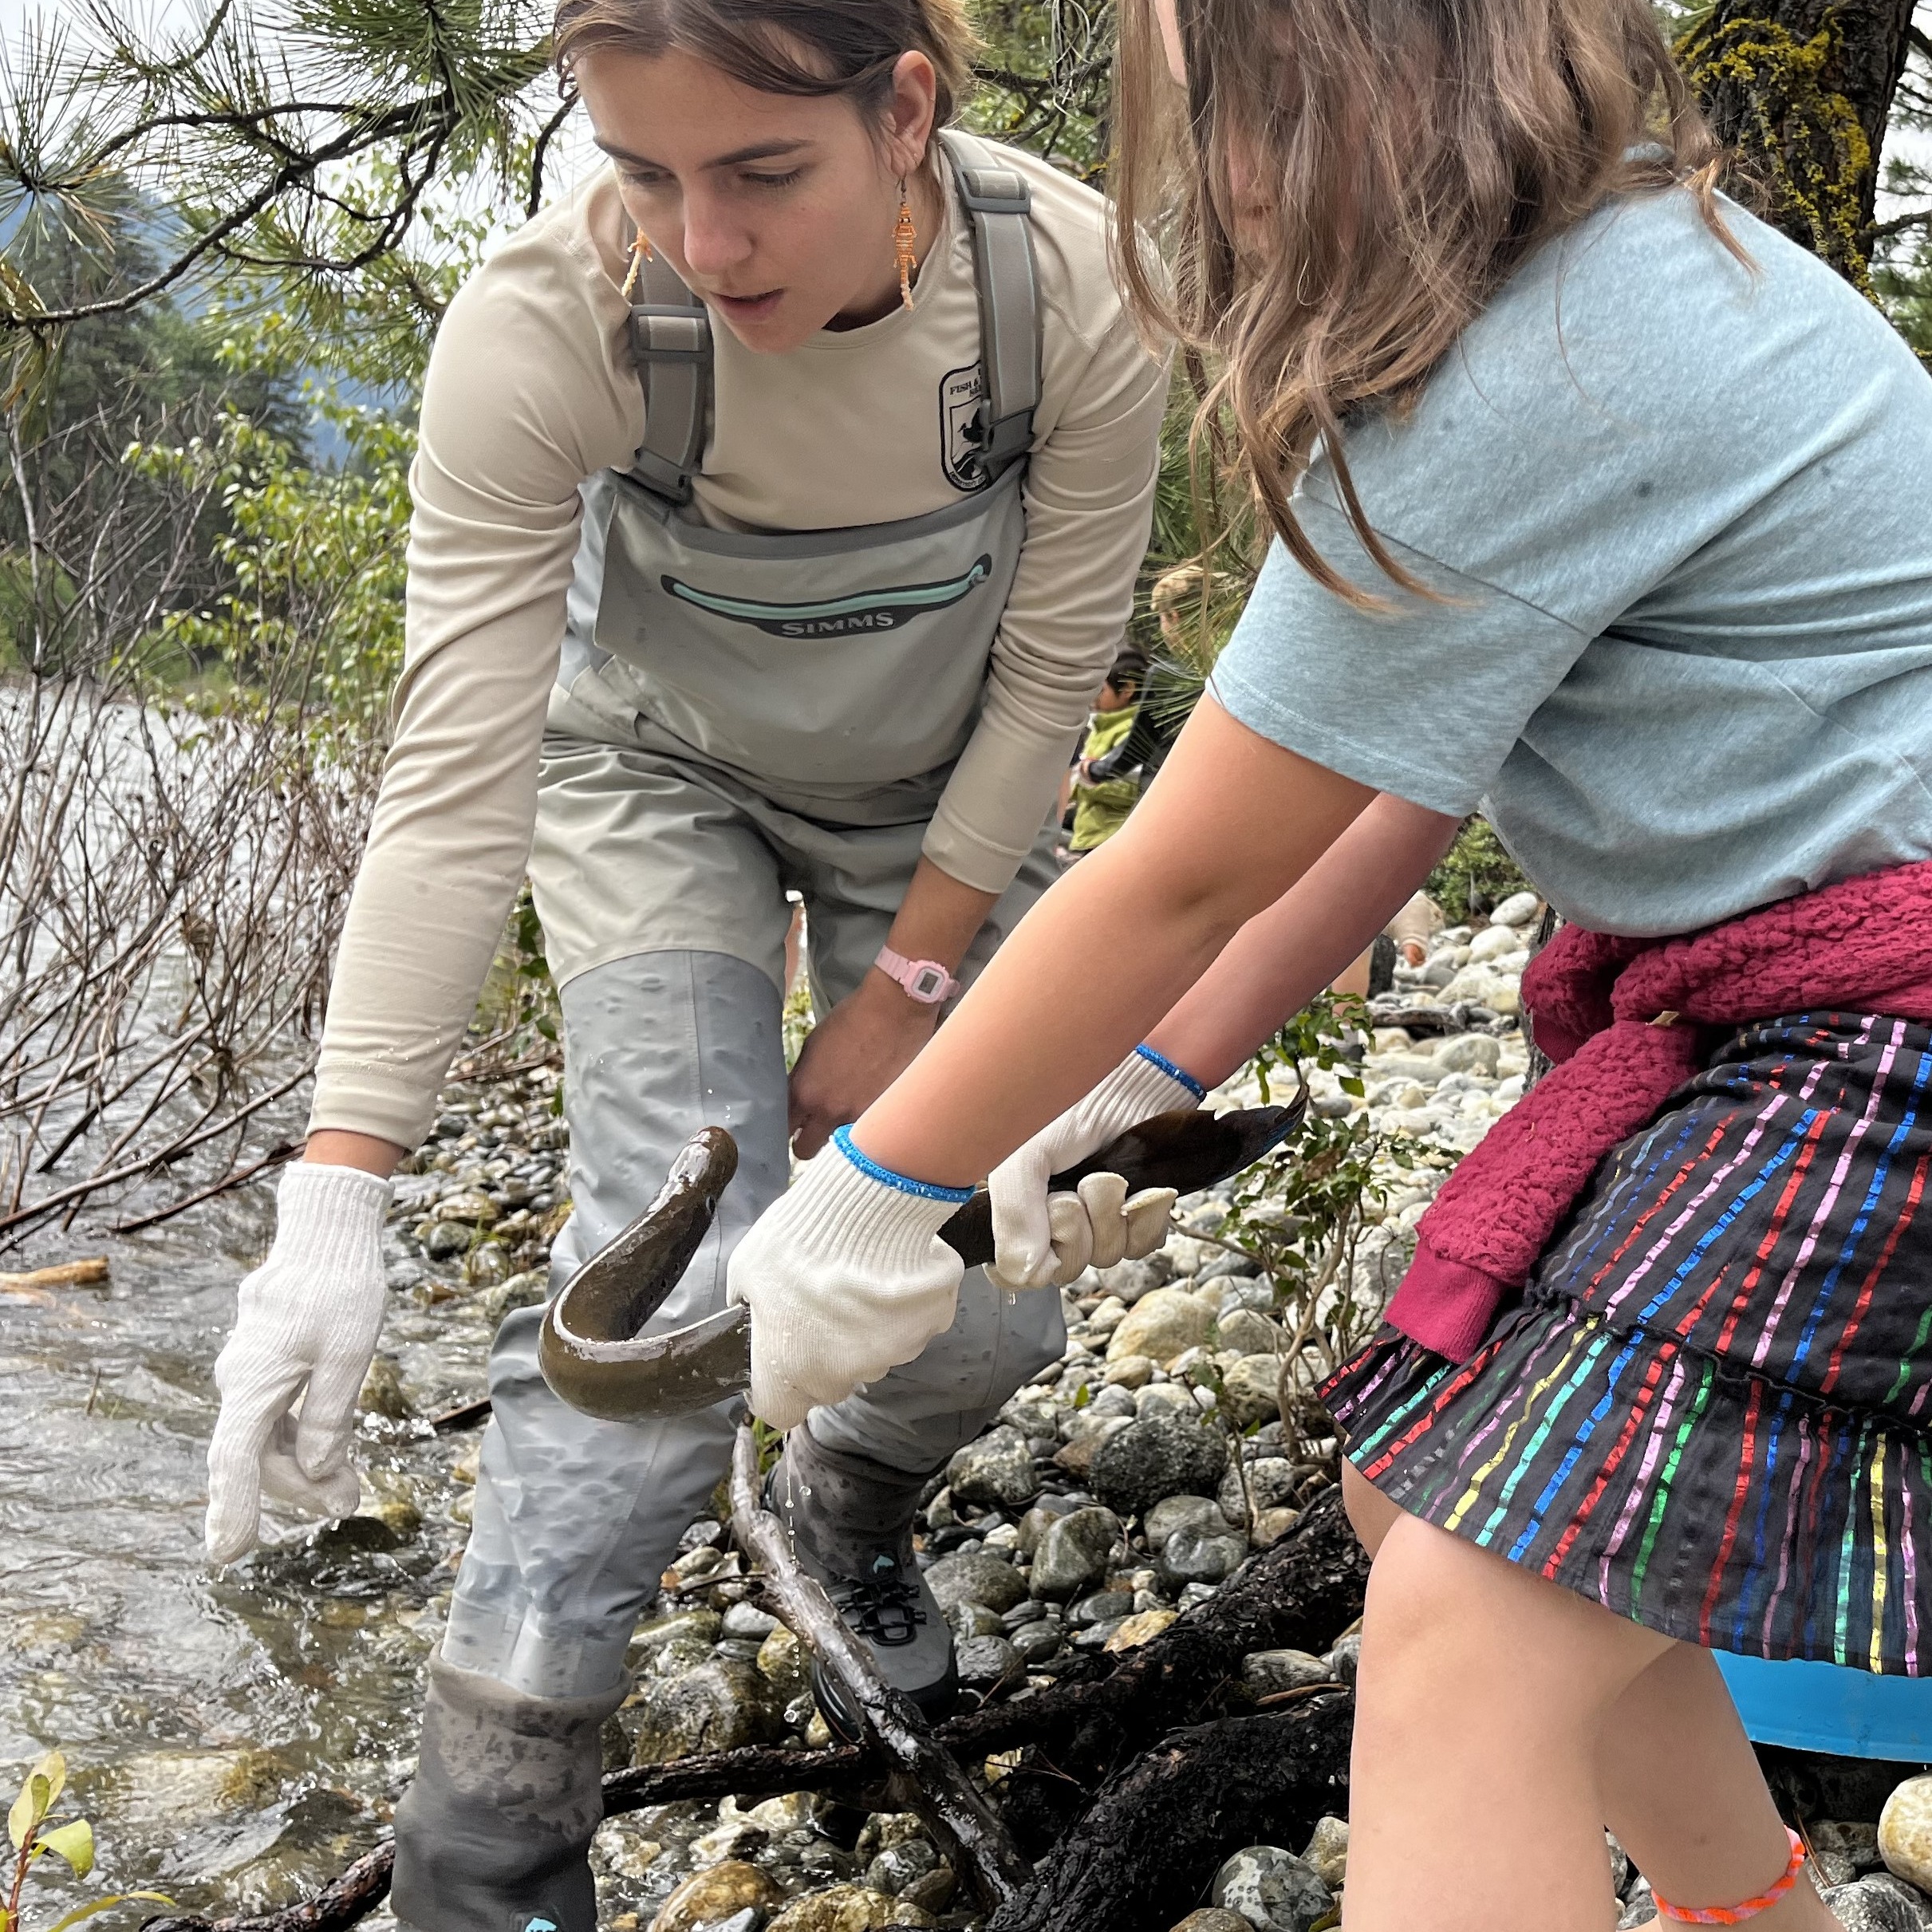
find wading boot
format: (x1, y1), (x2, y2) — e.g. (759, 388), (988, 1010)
(767, 1429), (956, 1739)
(390, 1654), (625, 1932)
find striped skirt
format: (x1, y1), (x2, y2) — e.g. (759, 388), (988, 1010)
(1323, 1011), (1932, 1673)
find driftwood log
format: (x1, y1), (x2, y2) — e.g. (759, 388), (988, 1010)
(142, 1489), (1369, 1932)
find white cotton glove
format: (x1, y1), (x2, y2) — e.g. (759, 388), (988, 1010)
(987, 1046), (1200, 1291)
(204, 1161), (392, 1564)
(727, 1129), (968, 1431)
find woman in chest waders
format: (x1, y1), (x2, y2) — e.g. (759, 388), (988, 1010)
(197, 2), (1169, 1922)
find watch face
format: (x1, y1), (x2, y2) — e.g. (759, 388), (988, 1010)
(910, 964), (949, 1001)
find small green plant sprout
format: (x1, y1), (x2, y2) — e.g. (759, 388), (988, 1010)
(4, 1753), (173, 1932)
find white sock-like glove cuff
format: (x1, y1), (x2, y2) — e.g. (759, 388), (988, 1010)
(760, 1128), (968, 1272)
(729, 1130), (970, 1429)
(272, 1161), (392, 1269)
(1086, 1044), (1205, 1138)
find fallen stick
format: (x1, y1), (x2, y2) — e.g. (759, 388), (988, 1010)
(0, 1256), (108, 1288)
(427, 1395), (491, 1433)
(727, 1422), (1032, 1913)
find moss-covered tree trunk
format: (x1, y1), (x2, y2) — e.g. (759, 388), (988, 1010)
(1678, 0), (1917, 289)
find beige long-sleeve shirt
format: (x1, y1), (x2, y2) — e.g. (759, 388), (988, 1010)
(310, 143), (1169, 1148)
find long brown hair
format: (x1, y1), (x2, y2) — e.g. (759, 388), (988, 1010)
(1111, 0), (1733, 605)
(553, 0), (978, 175)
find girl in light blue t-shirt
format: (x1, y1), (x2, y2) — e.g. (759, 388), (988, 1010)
(727, 2), (1932, 1928)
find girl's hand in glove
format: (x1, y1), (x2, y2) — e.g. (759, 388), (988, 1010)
(987, 1045), (1201, 1290)
(727, 1128), (971, 1430)
(204, 1162), (392, 1564)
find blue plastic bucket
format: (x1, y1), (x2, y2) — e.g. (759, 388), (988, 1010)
(1717, 1652), (1932, 1759)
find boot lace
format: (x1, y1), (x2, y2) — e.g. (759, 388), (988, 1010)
(828, 1553), (927, 1648)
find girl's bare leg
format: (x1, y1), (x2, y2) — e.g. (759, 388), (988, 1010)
(1339, 1465), (1839, 1932)
(1601, 1646), (1838, 1930)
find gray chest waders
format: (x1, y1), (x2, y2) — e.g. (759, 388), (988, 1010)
(396, 136), (1069, 1932)
(561, 130), (1043, 791)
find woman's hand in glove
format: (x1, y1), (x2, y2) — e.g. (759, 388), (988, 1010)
(727, 1128), (971, 1430)
(986, 1046), (1201, 1290)
(204, 1162), (392, 1564)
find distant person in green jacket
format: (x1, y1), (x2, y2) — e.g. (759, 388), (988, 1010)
(1067, 643), (1149, 854)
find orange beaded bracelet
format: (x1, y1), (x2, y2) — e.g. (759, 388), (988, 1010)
(1651, 1829), (1807, 1925)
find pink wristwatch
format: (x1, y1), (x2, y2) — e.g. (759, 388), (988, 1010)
(874, 945), (961, 1005)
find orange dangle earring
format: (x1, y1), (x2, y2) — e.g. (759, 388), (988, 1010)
(894, 179), (917, 311)
(622, 231), (653, 300)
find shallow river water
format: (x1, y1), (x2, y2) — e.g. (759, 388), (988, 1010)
(2, 1167), (494, 1927)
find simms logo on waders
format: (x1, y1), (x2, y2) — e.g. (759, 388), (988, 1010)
(660, 557), (994, 638)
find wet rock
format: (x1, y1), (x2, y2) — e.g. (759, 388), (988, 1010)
(1303, 1816), (1348, 1889)
(357, 1354), (413, 1420)
(1241, 1649), (1331, 1697)
(1821, 1875), (1932, 1932)
(1491, 889), (1541, 927)
(633, 1608), (724, 1657)
(103, 1748), (290, 1827)
(1218, 1457), (1299, 1524)
(1069, 1587), (1137, 1627)
(951, 1601), (1006, 1639)
(1146, 1493), (1228, 1548)
(478, 1268), (550, 1323)
(1104, 1607), (1177, 1650)
(866, 1835), (940, 1895)
(1171, 1914), (1254, 1932)
(1211, 1844), (1335, 1931)
(1011, 1620), (1066, 1665)
(630, 1660), (783, 1763)
(1029, 1505), (1123, 1599)
(649, 1859), (785, 1932)
(766, 1884), (935, 1930)
(947, 1425), (1040, 1509)
(593, 1820), (663, 1878)
(956, 1634), (1022, 1684)
(1882, 1776), (1932, 1893)
(423, 1219), (475, 1260)
(1160, 1521), (1249, 1587)
(433, 1187), (499, 1224)
(1015, 1496), (1081, 1555)
(649, 1636), (718, 1678)
(1089, 1414), (1228, 1517)
(688, 1817), (770, 1866)
(925, 1548), (1027, 1616)
(1325, 1633), (1362, 1685)
(900, 1864), (956, 1914)
(1220, 1355), (1285, 1429)
(722, 1601), (779, 1640)
(463, 1239), (513, 1286)
(1108, 1287), (1215, 1366)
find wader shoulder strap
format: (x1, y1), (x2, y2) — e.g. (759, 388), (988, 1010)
(621, 132), (1039, 502)
(937, 129), (1041, 483)
(626, 243), (711, 505)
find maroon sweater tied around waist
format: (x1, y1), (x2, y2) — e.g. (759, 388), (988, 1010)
(1384, 861), (1932, 1363)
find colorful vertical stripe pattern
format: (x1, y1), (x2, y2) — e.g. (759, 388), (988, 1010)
(1323, 1012), (1932, 1674)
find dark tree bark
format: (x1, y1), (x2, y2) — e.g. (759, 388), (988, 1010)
(1678, 0), (1918, 286)
(987, 1698), (1355, 1932)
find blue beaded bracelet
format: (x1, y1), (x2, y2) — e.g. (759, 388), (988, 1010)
(1136, 1043), (1206, 1100)
(832, 1126), (976, 1204)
